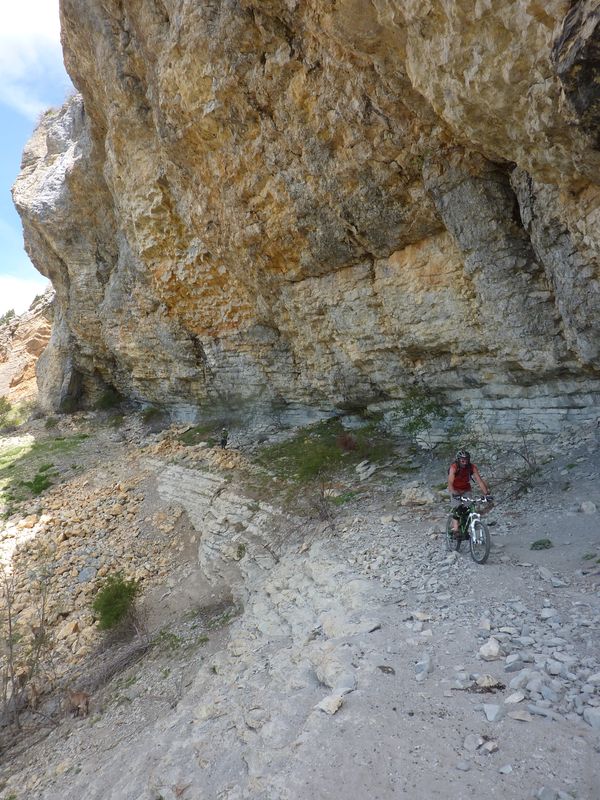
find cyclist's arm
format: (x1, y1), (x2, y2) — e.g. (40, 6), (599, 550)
(472, 465), (489, 495)
(447, 464), (457, 496)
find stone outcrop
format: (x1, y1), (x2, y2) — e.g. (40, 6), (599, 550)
(11, 1), (600, 430)
(0, 290), (53, 405)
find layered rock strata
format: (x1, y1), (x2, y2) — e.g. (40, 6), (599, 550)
(0, 290), (53, 405)
(12, 1), (600, 430)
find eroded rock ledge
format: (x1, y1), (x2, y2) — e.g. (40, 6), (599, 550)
(11, 1), (600, 431)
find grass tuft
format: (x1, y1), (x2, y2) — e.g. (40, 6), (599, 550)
(530, 538), (553, 551)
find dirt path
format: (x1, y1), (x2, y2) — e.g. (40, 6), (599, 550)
(0, 418), (599, 800)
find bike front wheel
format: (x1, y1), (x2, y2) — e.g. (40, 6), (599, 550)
(469, 520), (490, 564)
(445, 514), (461, 552)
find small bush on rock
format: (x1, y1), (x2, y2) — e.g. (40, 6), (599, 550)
(530, 538), (553, 551)
(92, 574), (141, 630)
(0, 397), (13, 429)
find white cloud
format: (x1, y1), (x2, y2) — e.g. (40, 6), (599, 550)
(0, 275), (50, 317)
(0, 1), (69, 120)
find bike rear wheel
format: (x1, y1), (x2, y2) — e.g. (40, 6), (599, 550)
(445, 514), (461, 552)
(469, 520), (490, 564)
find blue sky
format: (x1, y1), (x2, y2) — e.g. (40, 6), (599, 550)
(0, 0), (73, 316)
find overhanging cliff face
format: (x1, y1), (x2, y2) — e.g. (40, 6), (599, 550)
(12, 0), (600, 429)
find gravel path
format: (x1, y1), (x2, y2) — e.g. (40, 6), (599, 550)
(0, 418), (599, 800)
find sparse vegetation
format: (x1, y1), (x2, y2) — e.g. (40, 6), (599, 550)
(0, 398), (41, 431)
(29, 293), (46, 309)
(1, 560), (54, 733)
(254, 417), (394, 484)
(530, 538), (553, 551)
(0, 309), (15, 325)
(329, 490), (359, 506)
(95, 388), (122, 411)
(179, 423), (217, 446)
(0, 397), (13, 429)
(152, 630), (183, 653)
(398, 385), (449, 438)
(0, 434), (89, 517)
(92, 574), (141, 630)
(141, 406), (163, 423)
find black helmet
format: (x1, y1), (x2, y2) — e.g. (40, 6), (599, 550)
(455, 449), (470, 463)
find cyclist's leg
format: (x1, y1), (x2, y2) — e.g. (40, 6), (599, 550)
(451, 501), (462, 534)
(450, 495), (465, 534)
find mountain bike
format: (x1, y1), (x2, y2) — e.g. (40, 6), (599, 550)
(445, 496), (493, 564)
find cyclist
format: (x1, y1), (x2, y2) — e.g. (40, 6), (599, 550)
(448, 449), (490, 536)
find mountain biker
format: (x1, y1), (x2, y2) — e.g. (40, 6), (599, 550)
(447, 449), (490, 536)
(220, 427), (228, 449)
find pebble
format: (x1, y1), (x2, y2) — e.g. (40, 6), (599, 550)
(508, 709), (533, 722)
(483, 704), (504, 722)
(536, 788), (559, 800)
(455, 760), (471, 772)
(315, 693), (344, 715)
(583, 707), (600, 730)
(527, 704), (563, 721)
(480, 740), (499, 754)
(499, 764), (513, 775)
(463, 734), (484, 752)
(479, 637), (504, 661)
(415, 654), (432, 682)
(540, 608), (558, 620)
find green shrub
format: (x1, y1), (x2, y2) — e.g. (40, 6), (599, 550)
(44, 416), (58, 429)
(330, 490), (358, 506)
(398, 385), (448, 437)
(21, 468), (54, 496)
(530, 538), (553, 551)
(29, 293), (45, 309)
(0, 396), (12, 428)
(92, 574), (141, 630)
(0, 309), (15, 325)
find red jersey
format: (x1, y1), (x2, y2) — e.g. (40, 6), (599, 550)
(451, 462), (474, 493)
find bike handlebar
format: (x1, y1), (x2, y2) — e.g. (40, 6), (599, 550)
(454, 495), (494, 503)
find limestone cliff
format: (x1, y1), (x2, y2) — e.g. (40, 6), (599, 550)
(12, 1), (600, 430)
(0, 290), (53, 406)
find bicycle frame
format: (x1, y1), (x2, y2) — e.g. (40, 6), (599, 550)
(455, 497), (485, 537)
(447, 496), (492, 564)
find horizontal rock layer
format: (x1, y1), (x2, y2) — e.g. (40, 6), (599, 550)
(0, 290), (53, 405)
(11, 0), (600, 429)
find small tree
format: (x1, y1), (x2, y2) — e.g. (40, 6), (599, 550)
(0, 397), (12, 428)
(1, 563), (54, 731)
(92, 574), (141, 630)
(0, 309), (15, 325)
(397, 385), (449, 450)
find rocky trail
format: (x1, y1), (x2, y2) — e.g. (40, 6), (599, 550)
(0, 414), (599, 800)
